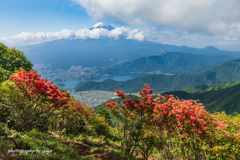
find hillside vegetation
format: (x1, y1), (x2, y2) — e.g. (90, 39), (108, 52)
(2, 74), (240, 159)
(0, 43), (33, 82)
(1, 44), (240, 159)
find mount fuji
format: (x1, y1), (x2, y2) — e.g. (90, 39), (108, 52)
(89, 22), (115, 30)
(17, 22), (240, 72)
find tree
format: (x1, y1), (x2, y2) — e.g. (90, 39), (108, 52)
(0, 67), (12, 82)
(0, 43), (33, 81)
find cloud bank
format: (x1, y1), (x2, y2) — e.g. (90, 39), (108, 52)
(72, 0), (240, 36)
(0, 26), (239, 50)
(0, 27), (146, 46)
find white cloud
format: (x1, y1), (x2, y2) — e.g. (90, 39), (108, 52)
(126, 29), (145, 41)
(71, 0), (240, 35)
(224, 36), (239, 42)
(0, 30), (76, 46)
(0, 27), (147, 46)
(1, 26), (240, 50)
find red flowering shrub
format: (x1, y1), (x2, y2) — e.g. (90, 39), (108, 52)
(106, 83), (156, 159)
(150, 95), (225, 158)
(5, 68), (240, 159)
(46, 96), (111, 139)
(50, 98), (94, 133)
(9, 69), (69, 109)
(107, 84), (240, 159)
(7, 69), (69, 131)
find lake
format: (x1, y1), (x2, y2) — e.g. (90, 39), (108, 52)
(54, 73), (152, 90)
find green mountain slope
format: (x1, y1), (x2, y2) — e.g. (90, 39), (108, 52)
(98, 52), (234, 74)
(198, 58), (240, 81)
(74, 74), (202, 93)
(182, 81), (240, 93)
(74, 58), (240, 93)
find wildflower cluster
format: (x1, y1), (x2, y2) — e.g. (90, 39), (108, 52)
(106, 84), (240, 159)
(9, 69), (69, 109)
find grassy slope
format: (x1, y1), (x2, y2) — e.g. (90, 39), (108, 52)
(0, 122), (148, 160)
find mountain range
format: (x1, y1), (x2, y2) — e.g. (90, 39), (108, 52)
(17, 23), (240, 71)
(74, 58), (240, 93)
(9, 22), (240, 115)
(97, 52), (234, 74)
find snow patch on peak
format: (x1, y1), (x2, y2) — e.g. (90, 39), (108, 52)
(89, 22), (115, 31)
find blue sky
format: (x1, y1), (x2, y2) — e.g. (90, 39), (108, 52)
(0, 0), (93, 37)
(1, 0), (240, 51)
(0, 0), (134, 37)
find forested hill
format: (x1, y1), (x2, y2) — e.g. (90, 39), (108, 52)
(97, 52), (234, 74)
(198, 58), (240, 82)
(74, 58), (240, 93)
(74, 74), (202, 93)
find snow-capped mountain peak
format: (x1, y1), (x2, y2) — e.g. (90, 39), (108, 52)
(89, 22), (115, 31)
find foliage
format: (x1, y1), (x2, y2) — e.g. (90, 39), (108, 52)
(2, 67), (240, 159)
(0, 68), (112, 141)
(93, 94), (140, 113)
(105, 84), (158, 159)
(0, 67), (12, 82)
(0, 125), (86, 160)
(0, 80), (16, 121)
(97, 105), (113, 127)
(90, 82), (240, 116)
(106, 84), (240, 159)
(49, 99), (89, 134)
(3, 69), (69, 131)
(0, 43), (33, 81)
